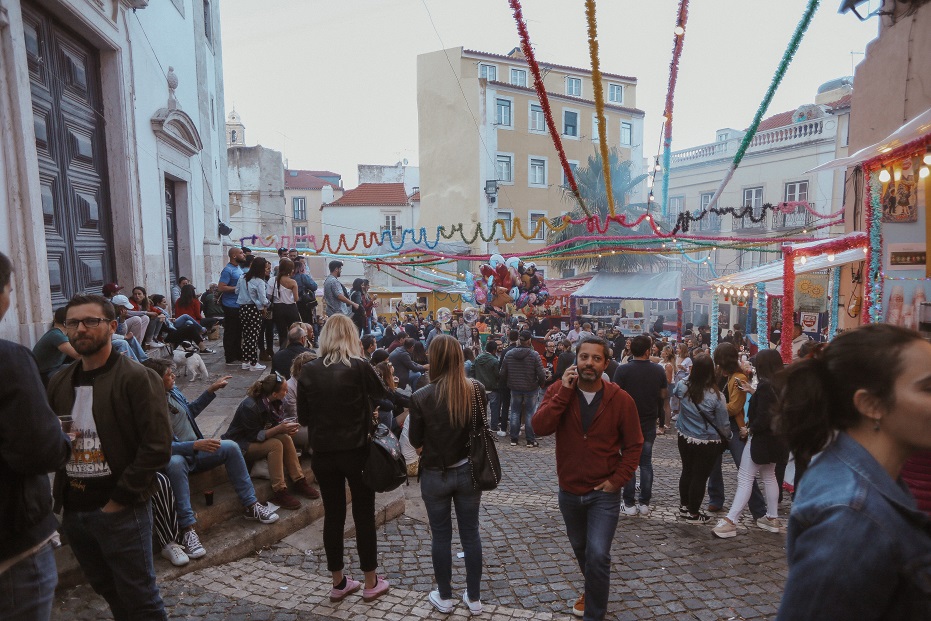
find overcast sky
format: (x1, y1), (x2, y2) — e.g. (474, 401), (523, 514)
(220, 0), (877, 187)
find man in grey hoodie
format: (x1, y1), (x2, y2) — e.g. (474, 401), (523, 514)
(500, 330), (546, 447)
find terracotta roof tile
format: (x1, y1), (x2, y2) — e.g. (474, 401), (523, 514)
(756, 110), (796, 132)
(325, 183), (410, 207)
(285, 170), (341, 190)
(825, 94), (852, 111)
(463, 48), (637, 83)
(409, 191), (421, 201)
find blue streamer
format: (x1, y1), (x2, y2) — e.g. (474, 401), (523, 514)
(756, 283), (768, 349)
(710, 293), (719, 352)
(829, 266), (841, 340)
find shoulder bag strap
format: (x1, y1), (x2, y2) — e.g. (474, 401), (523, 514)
(695, 401), (730, 445)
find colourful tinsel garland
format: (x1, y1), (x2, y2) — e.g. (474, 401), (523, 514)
(672, 201), (843, 234)
(660, 0), (690, 218)
(781, 246), (795, 362)
(585, 0), (615, 215)
(509, 0), (590, 216)
(865, 169), (884, 323)
(705, 0), (821, 211)
(756, 283), (768, 350)
(710, 293), (720, 352)
(828, 265), (841, 340)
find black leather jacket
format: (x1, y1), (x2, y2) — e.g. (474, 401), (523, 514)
(297, 357), (388, 453)
(409, 380), (485, 469)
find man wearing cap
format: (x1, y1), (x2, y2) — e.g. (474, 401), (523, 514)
(323, 260), (357, 318)
(110, 295), (149, 363)
(500, 330), (546, 447)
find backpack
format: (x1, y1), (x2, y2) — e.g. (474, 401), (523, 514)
(362, 423), (407, 493)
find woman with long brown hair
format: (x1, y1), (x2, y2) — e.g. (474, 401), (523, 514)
(409, 335), (485, 615)
(672, 353), (731, 523)
(297, 314), (390, 603)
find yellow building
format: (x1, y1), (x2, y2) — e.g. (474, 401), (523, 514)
(417, 47), (645, 280)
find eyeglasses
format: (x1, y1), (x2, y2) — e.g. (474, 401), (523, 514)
(64, 317), (110, 329)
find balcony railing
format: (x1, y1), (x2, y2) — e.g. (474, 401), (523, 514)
(735, 209), (765, 230)
(749, 120), (823, 148)
(772, 204), (814, 230)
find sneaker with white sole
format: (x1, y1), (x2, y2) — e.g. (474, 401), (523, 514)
(712, 518), (738, 538)
(756, 516), (782, 533)
(678, 505), (689, 517)
(637, 503), (651, 517)
(160, 542), (189, 567)
(428, 590), (455, 614)
(181, 529), (206, 559)
(496, 430), (506, 437)
(244, 502), (279, 524)
(462, 591), (483, 616)
(682, 511), (712, 524)
(622, 504), (638, 516)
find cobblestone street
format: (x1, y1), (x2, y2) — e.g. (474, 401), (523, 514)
(52, 414), (790, 621)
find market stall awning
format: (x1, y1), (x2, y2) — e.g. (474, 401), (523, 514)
(806, 106), (931, 173)
(571, 271), (682, 301)
(709, 232), (868, 288)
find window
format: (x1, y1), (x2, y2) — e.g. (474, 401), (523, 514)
(496, 154), (513, 184)
(779, 181), (811, 228)
(566, 76), (582, 97)
(529, 157), (547, 187)
(529, 103), (545, 133)
(620, 122), (632, 146)
(700, 192), (721, 230)
(496, 210), (513, 239)
(738, 250), (765, 270)
(510, 68), (527, 87)
(717, 132), (729, 142)
(592, 115), (602, 142)
(668, 196), (684, 220)
(479, 64), (497, 81)
(785, 181), (809, 203)
(495, 98), (512, 128)
(203, 0), (212, 43)
(382, 214), (400, 238)
(563, 160), (579, 187)
(563, 110), (578, 138)
(562, 268), (577, 278)
(292, 197), (306, 220)
(737, 187), (764, 229)
(294, 226), (307, 247)
(230, 129), (237, 144)
(608, 83), (623, 104)
(529, 211), (547, 241)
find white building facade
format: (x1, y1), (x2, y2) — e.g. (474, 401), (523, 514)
(662, 79), (853, 327)
(0, 0), (229, 342)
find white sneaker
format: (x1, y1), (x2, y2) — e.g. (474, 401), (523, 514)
(496, 430), (506, 437)
(756, 516), (783, 533)
(462, 591), (483, 616)
(622, 504), (638, 516)
(712, 519), (737, 538)
(637, 504), (651, 517)
(428, 590), (455, 614)
(241, 363), (251, 370)
(160, 542), (189, 567)
(249, 363), (266, 371)
(181, 529), (207, 559)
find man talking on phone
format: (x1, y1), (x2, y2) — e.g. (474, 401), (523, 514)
(532, 337), (643, 620)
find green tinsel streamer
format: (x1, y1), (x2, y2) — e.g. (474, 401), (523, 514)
(730, 0), (821, 169)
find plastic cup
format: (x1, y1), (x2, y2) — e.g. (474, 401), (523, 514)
(204, 490), (214, 506)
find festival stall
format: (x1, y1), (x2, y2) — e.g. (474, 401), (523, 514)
(569, 271), (684, 337)
(709, 232), (869, 361)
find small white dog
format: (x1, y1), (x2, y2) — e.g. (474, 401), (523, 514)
(172, 341), (209, 382)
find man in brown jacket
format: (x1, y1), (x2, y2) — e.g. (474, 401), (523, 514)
(48, 294), (172, 621)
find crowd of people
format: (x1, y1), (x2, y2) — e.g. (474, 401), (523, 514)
(2, 246), (930, 621)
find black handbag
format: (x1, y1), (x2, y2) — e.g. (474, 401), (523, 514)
(467, 380), (502, 491)
(362, 422), (407, 493)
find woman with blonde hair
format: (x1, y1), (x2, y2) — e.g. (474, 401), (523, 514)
(409, 334), (485, 615)
(222, 372), (318, 510)
(297, 314), (390, 603)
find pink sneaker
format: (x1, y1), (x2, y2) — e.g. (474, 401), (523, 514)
(329, 576), (361, 602)
(362, 576), (389, 602)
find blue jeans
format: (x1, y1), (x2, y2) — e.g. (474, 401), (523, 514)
(707, 419), (766, 519)
(165, 440), (258, 529)
(509, 390), (537, 443)
(0, 541), (57, 621)
(173, 315), (204, 333)
(406, 371), (423, 391)
(622, 437), (654, 507)
(558, 488), (622, 621)
(61, 502), (166, 621)
(487, 390), (505, 432)
(420, 464), (483, 601)
(111, 336), (148, 363)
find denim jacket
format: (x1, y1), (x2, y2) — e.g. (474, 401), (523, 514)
(672, 381), (730, 444)
(777, 432), (931, 620)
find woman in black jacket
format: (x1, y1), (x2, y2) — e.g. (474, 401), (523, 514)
(296, 314), (390, 603)
(409, 335), (485, 616)
(712, 349), (787, 538)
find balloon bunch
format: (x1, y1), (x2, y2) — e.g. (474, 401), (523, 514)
(461, 254), (550, 315)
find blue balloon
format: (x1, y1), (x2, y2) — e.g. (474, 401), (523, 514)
(462, 292), (475, 303)
(488, 275), (494, 287)
(510, 287), (520, 301)
(465, 271), (475, 289)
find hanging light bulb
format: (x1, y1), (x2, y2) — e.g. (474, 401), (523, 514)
(674, 25), (685, 36)
(800, 256), (807, 265)
(827, 253), (835, 262)
(924, 147), (931, 166)
(878, 167), (892, 183)
(648, 192), (655, 203)
(716, 286), (722, 294)
(654, 163), (663, 172)
(894, 168), (902, 182)
(920, 165), (929, 179)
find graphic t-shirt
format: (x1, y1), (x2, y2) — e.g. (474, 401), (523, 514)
(64, 358), (117, 511)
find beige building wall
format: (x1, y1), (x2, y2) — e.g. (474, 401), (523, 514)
(418, 47), (644, 279)
(284, 186), (342, 279)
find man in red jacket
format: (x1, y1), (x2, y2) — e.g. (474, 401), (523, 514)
(532, 337), (643, 621)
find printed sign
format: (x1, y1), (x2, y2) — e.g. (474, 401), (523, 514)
(799, 312), (819, 332)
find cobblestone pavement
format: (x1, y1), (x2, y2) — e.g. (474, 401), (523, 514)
(53, 370), (791, 620)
